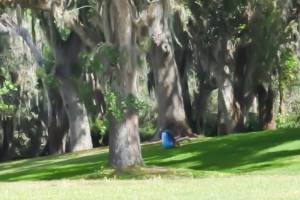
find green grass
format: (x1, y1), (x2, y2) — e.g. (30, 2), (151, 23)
(1, 177), (300, 200)
(1, 128), (300, 199)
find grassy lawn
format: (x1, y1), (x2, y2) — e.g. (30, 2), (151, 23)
(1, 128), (300, 199)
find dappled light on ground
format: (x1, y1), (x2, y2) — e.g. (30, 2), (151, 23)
(0, 128), (300, 181)
(143, 128), (300, 175)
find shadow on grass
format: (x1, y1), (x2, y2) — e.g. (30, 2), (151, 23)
(143, 128), (300, 173)
(0, 128), (300, 181)
(0, 151), (108, 181)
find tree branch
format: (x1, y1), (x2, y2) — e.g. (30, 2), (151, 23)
(0, 13), (45, 67)
(1, 0), (100, 48)
(0, 0), (55, 11)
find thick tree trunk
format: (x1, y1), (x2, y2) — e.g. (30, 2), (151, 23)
(234, 46), (256, 132)
(47, 89), (69, 155)
(181, 73), (194, 129)
(175, 48), (195, 130)
(109, 111), (142, 168)
(198, 50), (240, 135)
(234, 95), (255, 132)
(105, 0), (143, 169)
(0, 118), (14, 161)
(53, 35), (92, 152)
(173, 11), (195, 131)
(195, 83), (213, 134)
(150, 43), (186, 131)
(58, 77), (92, 152)
(147, 0), (187, 135)
(39, 15), (93, 152)
(217, 79), (241, 135)
(257, 85), (276, 130)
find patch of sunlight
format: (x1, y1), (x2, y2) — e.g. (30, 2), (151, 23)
(256, 140), (300, 155)
(159, 152), (200, 162)
(234, 155), (300, 174)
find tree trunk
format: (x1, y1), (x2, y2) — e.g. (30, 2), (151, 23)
(47, 89), (69, 155)
(53, 34), (92, 152)
(234, 45), (256, 132)
(0, 118), (14, 161)
(234, 95), (255, 132)
(173, 11), (195, 131)
(175, 48), (195, 131)
(39, 15), (93, 152)
(278, 80), (285, 114)
(195, 83), (213, 134)
(198, 48), (240, 135)
(147, 0), (187, 135)
(109, 111), (142, 168)
(217, 79), (241, 135)
(105, 0), (143, 169)
(58, 77), (92, 152)
(257, 85), (276, 130)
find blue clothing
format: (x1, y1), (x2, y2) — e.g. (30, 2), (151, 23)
(161, 130), (174, 149)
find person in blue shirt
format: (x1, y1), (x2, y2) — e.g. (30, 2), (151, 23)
(161, 129), (194, 149)
(161, 130), (176, 149)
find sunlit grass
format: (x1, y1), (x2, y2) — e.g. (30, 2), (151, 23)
(1, 128), (300, 180)
(1, 176), (300, 200)
(1, 128), (300, 199)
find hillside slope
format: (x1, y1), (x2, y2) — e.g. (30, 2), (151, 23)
(1, 128), (300, 181)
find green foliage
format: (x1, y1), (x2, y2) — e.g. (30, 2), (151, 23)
(91, 91), (152, 141)
(80, 51), (106, 74)
(138, 38), (151, 53)
(0, 80), (17, 95)
(99, 44), (120, 65)
(279, 49), (299, 91)
(79, 43), (120, 77)
(124, 94), (150, 114)
(36, 67), (58, 89)
(189, 0), (248, 47)
(0, 80), (18, 115)
(41, 43), (55, 73)
(139, 122), (156, 141)
(104, 90), (150, 122)
(104, 90), (123, 121)
(35, 44), (59, 89)
(91, 118), (109, 144)
(276, 114), (300, 129)
(245, 113), (260, 131)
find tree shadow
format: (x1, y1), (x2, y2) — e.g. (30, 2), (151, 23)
(0, 149), (108, 181)
(0, 128), (300, 181)
(143, 128), (300, 173)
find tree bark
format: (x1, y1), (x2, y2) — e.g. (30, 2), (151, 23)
(58, 77), (93, 152)
(109, 111), (142, 169)
(175, 48), (195, 131)
(196, 41), (240, 135)
(1, 12), (71, 155)
(195, 82), (214, 134)
(234, 45), (256, 132)
(146, 0), (187, 136)
(104, 0), (143, 169)
(257, 85), (276, 130)
(278, 79), (285, 114)
(173, 11), (195, 131)
(0, 0), (54, 10)
(217, 80), (241, 135)
(0, 118), (14, 161)
(46, 25), (93, 152)
(47, 89), (69, 154)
